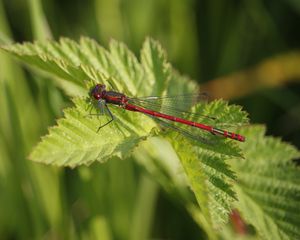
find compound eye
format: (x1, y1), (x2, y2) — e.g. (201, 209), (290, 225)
(93, 93), (101, 100)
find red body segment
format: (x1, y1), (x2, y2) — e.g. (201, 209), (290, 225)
(125, 103), (245, 142)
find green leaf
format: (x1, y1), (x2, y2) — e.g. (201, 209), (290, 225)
(0, 37), (175, 166)
(232, 125), (300, 240)
(171, 137), (214, 234)
(141, 38), (171, 96)
(29, 98), (156, 167)
(109, 40), (144, 96)
(163, 98), (248, 229)
(2, 37), (250, 232)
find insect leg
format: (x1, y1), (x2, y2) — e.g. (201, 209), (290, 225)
(97, 103), (115, 132)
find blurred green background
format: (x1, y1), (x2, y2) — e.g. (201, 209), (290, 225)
(1, 0), (300, 239)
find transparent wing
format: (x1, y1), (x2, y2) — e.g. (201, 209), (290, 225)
(147, 114), (216, 145)
(129, 93), (210, 108)
(128, 93), (216, 121)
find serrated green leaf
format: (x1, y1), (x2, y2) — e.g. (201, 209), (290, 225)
(161, 98), (248, 228)
(1, 37), (252, 235)
(141, 38), (171, 96)
(170, 137), (214, 234)
(170, 135), (241, 229)
(0, 37), (179, 166)
(232, 125), (300, 240)
(109, 40), (144, 95)
(30, 98), (156, 167)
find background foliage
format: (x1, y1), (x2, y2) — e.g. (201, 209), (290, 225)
(0, 0), (300, 240)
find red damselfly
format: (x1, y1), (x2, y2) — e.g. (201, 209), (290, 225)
(89, 84), (245, 142)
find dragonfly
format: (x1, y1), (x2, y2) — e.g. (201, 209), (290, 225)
(89, 84), (245, 142)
